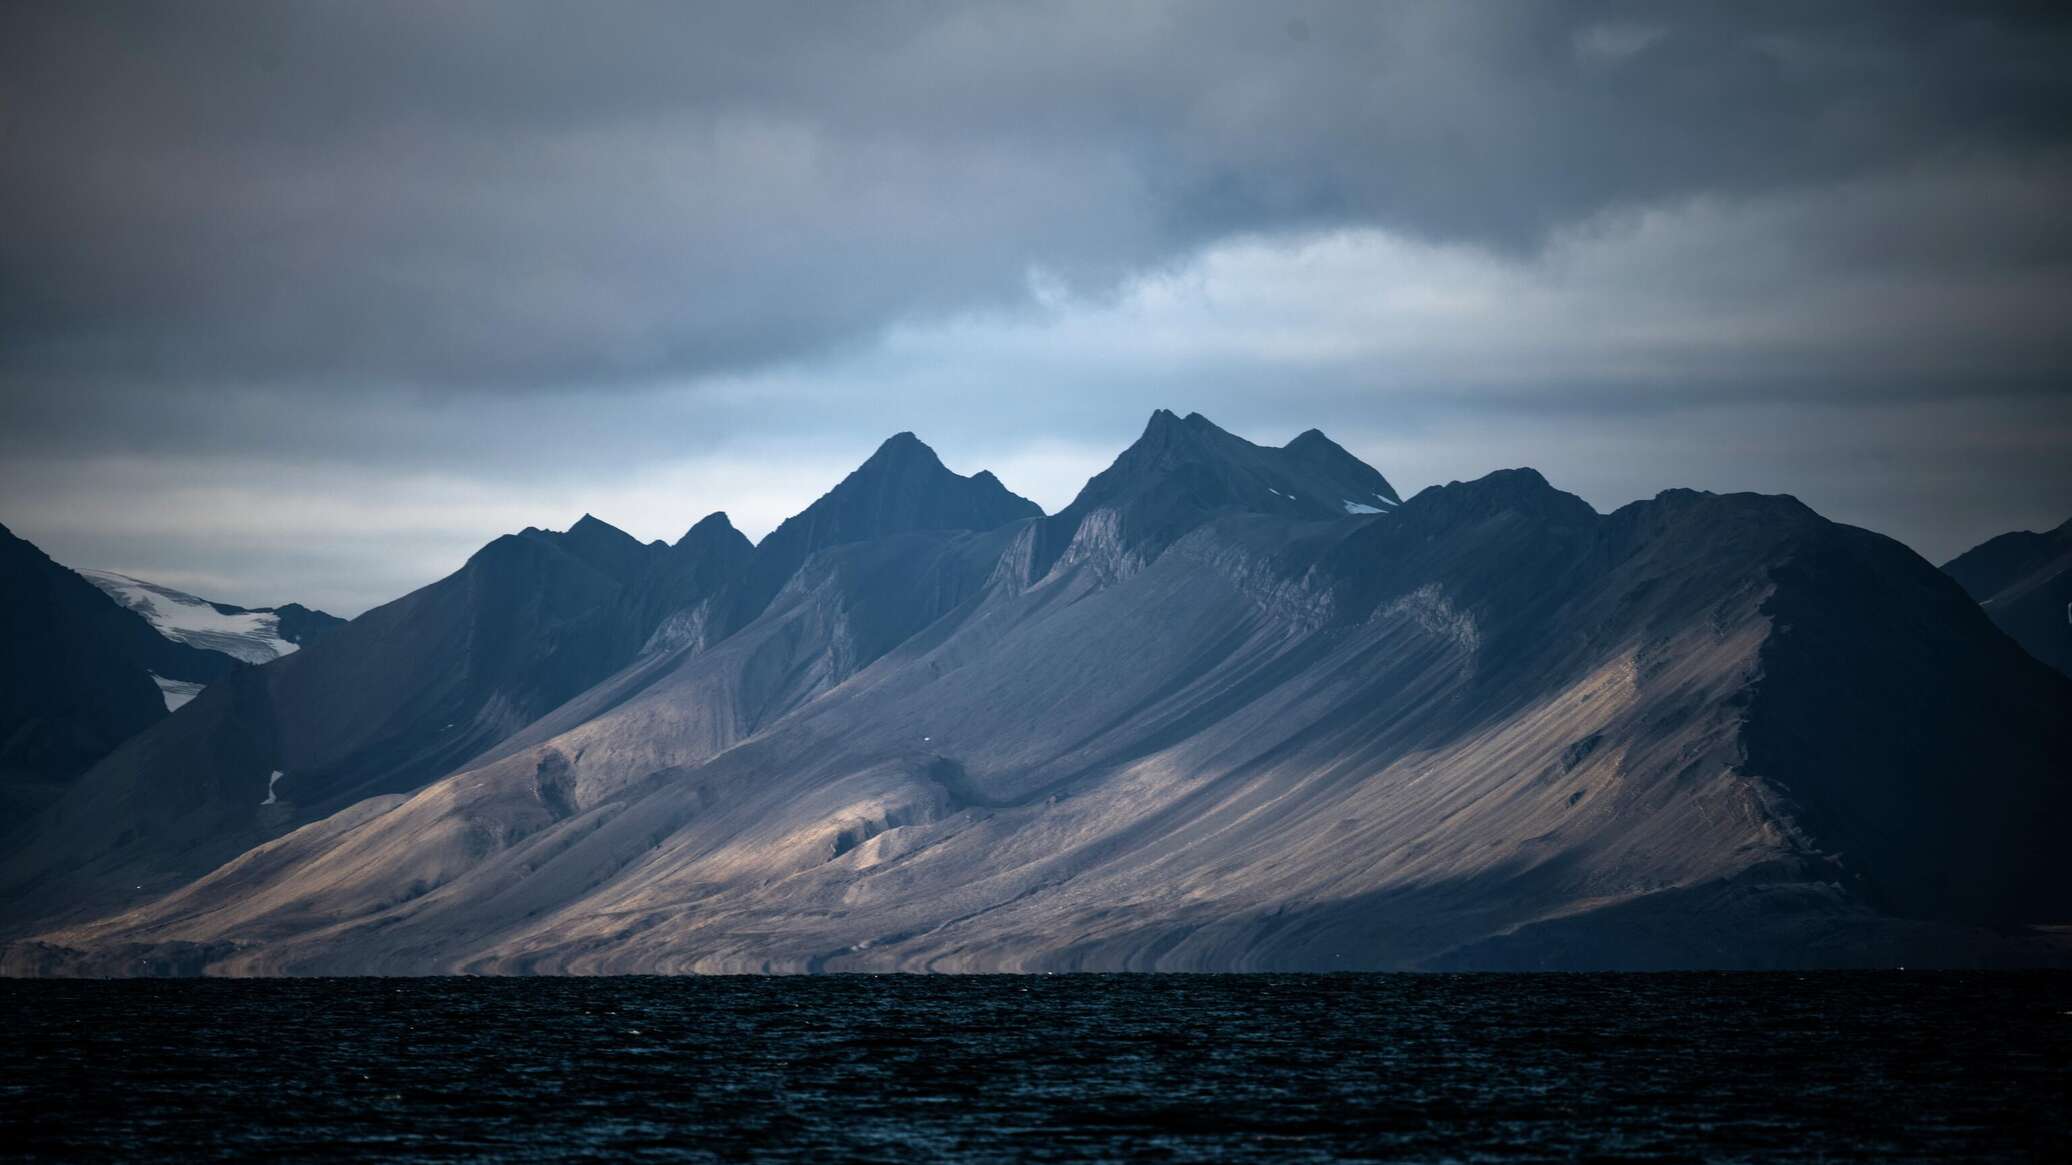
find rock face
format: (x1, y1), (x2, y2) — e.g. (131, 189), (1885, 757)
(1942, 517), (2072, 678)
(0, 524), (237, 817)
(4, 415), (2068, 973)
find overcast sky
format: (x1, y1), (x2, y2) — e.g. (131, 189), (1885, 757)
(4, 2), (2069, 615)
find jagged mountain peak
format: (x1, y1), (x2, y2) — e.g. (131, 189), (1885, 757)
(1638, 486), (1820, 522)
(725, 433), (1041, 620)
(514, 513), (653, 585)
(678, 511), (745, 548)
(1472, 466), (1556, 493)
(1282, 426), (1357, 461)
(1134, 407), (1233, 446)
(1394, 467), (1595, 531)
(839, 432), (1034, 517)
(1281, 427), (1399, 505)
(1030, 410), (1404, 581)
(857, 430), (938, 469)
(1102, 410), (1392, 498)
(559, 509), (638, 543)
(1108, 409), (1258, 470)
(759, 432), (1039, 552)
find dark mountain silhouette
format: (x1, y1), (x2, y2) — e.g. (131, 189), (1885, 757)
(0, 513), (755, 922)
(269, 604), (344, 648)
(3, 417), (2067, 974)
(1942, 517), (2072, 678)
(1025, 409), (1399, 582)
(0, 524), (238, 817)
(725, 431), (1042, 626)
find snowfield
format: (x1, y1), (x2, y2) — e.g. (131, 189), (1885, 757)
(79, 569), (301, 665)
(148, 674), (207, 713)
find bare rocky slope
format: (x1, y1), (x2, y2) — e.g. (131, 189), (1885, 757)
(4, 413), (2067, 974)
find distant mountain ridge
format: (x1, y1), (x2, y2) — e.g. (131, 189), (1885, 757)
(3, 415), (2067, 975)
(1942, 517), (2072, 678)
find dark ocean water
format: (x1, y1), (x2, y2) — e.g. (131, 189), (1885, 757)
(3, 973), (2066, 1162)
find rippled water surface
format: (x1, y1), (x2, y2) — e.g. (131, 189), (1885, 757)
(4, 973), (2067, 1161)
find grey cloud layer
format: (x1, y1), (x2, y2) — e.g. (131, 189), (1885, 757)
(1, 1), (2069, 614)
(6, 1), (2068, 389)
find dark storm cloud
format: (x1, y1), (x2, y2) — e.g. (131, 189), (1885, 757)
(4, 1), (2068, 390)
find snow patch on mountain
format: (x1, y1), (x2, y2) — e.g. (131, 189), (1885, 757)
(149, 674), (206, 713)
(78, 570), (300, 666)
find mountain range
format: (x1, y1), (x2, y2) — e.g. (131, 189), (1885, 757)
(1, 412), (2066, 974)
